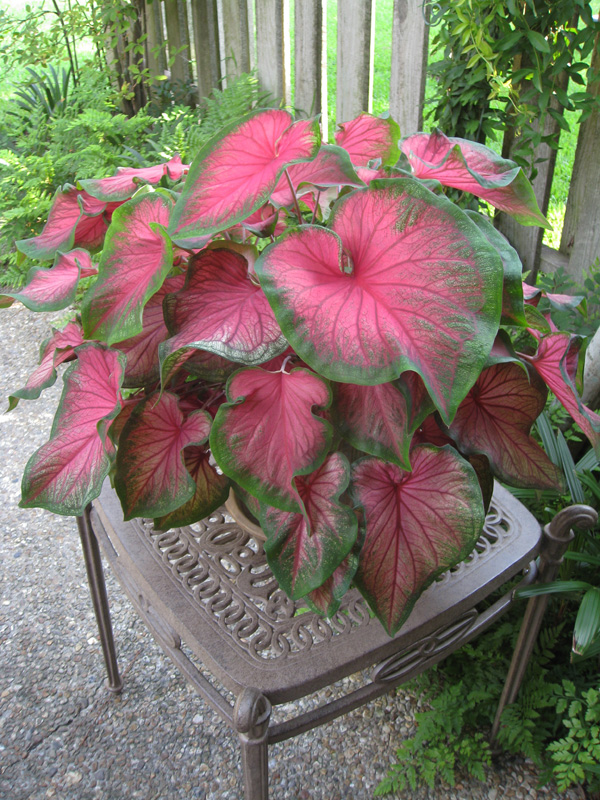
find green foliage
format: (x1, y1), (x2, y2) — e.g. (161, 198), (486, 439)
(427, 0), (600, 168)
(548, 681), (600, 793)
(6, 64), (72, 125)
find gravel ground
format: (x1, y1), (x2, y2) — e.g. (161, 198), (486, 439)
(0, 304), (584, 800)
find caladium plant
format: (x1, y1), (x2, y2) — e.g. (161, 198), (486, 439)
(6, 109), (600, 635)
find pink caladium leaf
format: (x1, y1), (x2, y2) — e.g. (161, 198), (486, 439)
(154, 445), (230, 530)
(115, 391), (213, 519)
(160, 247), (288, 383)
(81, 191), (174, 345)
(8, 320), (84, 410)
(464, 210), (526, 327)
(411, 412), (455, 448)
(256, 179), (503, 424)
(401, 131), (550, 228)
(335, 113), (401, 167)
(259, 453), (358, 599)
(210, 367), (333, 512)
(20, 344), (125, 515)
(0, 249), (95, 312)
(169, 110), (321, 246)
(16, 185), (108, 261)
(78, 155), (187, 202)
(306, 547), (360, 617)
(448, 362), (565, 489)
(334, 382), (414, 469)
(522, 333), (600, 457)
(352, 446), (485, 635)
(116, 274), (185, 388)
(270, 144), (364, 207)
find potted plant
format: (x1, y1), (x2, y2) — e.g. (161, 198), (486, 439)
(2, 109), (599, 636)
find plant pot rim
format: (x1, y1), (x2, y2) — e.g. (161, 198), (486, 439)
(224, 488), (266, 542)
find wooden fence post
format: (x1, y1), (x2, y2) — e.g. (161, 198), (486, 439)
(144, 0), (166, 94)
(190, 0), (221, 102)
(336, 0), (375, 124)
(255, 0), (290, 108)
(218, 0), (253, 83)
(163, 0), (193, 89)
(559, 33), (600, 284)
(390, 0), (430, 136)
(295, 0), (327, 137)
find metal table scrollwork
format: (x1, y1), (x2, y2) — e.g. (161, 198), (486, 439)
(75, 480), (597, 800)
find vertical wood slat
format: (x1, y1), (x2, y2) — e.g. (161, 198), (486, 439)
(218, 0), (252, 82)
(191, 0), (220, 101)
(255, 0), (291, 107)
(163, 0), (193, 85)
(144, 0), (162, 80)
(560, 33), (600, 283)
(295, 0), (328, 138)
(390, 0), (429, 135)
(336, 0), (375, 124)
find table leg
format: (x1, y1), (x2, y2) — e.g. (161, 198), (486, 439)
(235, 688), (272, 800)
(77, 505), (123, 694)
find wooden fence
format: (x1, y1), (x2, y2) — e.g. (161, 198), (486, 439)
(142, 0), (600, 285)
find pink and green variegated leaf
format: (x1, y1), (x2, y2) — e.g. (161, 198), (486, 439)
(335, 113), (401, 167)
(401, 131), (550, 228)
(270, 144), (364, 207)
(81, 191), (174, 345)
(116, 274), (185, 387)
(259, 452), (358, 598)
(210, 367), (333, 512)
(115, 392), (212, 519)
(160, 248), (288, 382)
(8, 320), (84, 410)
(0, 249), (94, 312)
(78, 155), (187, 202)
(306, 546), (360, 617)
(397, 371), (436, 432)
(522, 333), (600, 457)
(256, 180), (503, 424)
(352, 446), (485, 635)
(169, 110), (321, 246)
(20, 343), (125, 515)
(183, 349), (239, 383)
(334, 382), (413, 469)
(448, 362), (565, 489)
(16, 186), (103, 261)
(411, 412), (455, 449)
(154, 446), (230, 530)
(464, 210), (526, 327)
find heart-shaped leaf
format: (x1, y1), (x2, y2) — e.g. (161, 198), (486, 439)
(20, 343), (125, 515)
(270, 144), (364, 207)
(115, 391), (213, 519)
(260, 452), (358, 598)
(402, 131), (550, 228)
(159, 247), (288, 382)
(335, 113), (401, 166)
(8, 320), (84, 410)
(352, 446), (485, 635)
(78, 155), (187, 202)
(306, 547), (360, 617)
(0, 249), (95, 312)
(81, 191), (174, 345)
(169, 110), (320, 246)
(210, 367), (332, 512)
(522, 332), (600, 457)
(116, 274), (185, 388)
(16, 186), (110, 261)
(153, 446), (230, 530)
(256, 180), (503, 424)
(448, 362), (565, 490)
(334, 382), (414, 469)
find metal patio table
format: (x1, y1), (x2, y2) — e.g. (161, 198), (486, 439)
(76, 480), (597, 800)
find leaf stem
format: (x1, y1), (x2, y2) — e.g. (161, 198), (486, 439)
(284, 168), (303, 224)
(311, 191), (321, 225)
